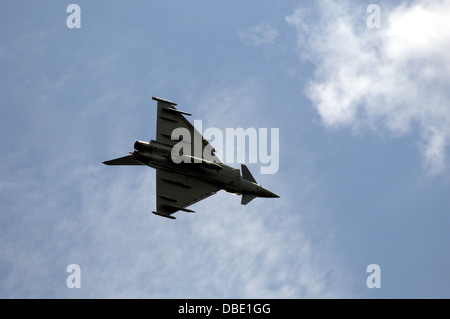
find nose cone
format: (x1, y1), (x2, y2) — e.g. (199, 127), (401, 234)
(257, 185), (280, 198)
(240, 178), (279, 199)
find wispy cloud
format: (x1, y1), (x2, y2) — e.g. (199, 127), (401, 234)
(0, 153), (351, 298)
(286, 0), (450, 174)
(239, 24), (278, 47)
(0, 72), (353, 298)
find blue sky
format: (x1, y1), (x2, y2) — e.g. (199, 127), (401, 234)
(1, 0), (449, 298)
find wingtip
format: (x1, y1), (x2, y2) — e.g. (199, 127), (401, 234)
(152, 96), (177, 106)
(152, 211), (176, 220)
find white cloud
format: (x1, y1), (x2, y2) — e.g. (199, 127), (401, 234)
(286, 0), (450, 174)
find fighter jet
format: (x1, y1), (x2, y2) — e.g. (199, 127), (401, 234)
(103, 97), (279, 219)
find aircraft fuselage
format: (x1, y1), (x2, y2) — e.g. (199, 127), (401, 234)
(132, 140), (278, 199)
